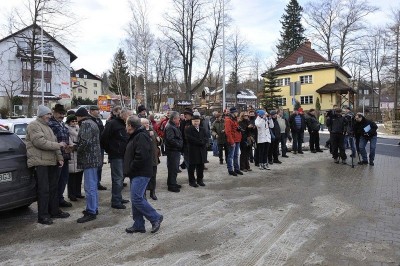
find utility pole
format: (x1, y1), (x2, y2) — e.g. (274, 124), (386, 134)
(222, 0), (226, 112)
(394, 24), (399, 114)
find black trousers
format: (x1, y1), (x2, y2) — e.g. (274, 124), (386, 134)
(309, 131), (321, 151)
(240, 142), (251, 170)
(331, 133), (347, 160)
(166, 150), (181, 188)
(188, 163), (204, 184)
(36, 165), (60, 219)
(218, 143), (229, 163)
(268, 139), (279, 162)
(257, 142), (268, 164)
(147, 166), (157, 191)
(68, 171), (83, 197)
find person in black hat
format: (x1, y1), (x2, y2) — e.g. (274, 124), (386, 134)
(89, 105), (106, 190)
(137, 105), (147, 118)
(180, 107), (193, 170)
(48, 104), (73, 208)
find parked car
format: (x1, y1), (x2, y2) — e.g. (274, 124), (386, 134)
(0, 128), (36, 211)
(0, 118), (35, 141)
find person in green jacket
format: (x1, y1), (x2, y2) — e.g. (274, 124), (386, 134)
(319, 113), (325, 131)
(211, 112), (228, 165)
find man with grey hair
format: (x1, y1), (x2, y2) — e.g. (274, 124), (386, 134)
(164, 111), (183, 192)
(101, 107), (132, 209)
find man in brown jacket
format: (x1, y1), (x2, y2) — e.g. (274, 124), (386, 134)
(26, 105), (70, 225)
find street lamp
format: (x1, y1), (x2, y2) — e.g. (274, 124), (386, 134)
(40, 2), (45, 105)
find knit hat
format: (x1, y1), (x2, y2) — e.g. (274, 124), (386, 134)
(37, 105), (52, 117)
(137, 105), (146, 113)
(75, 107), (89, 117)
(256, 110), (265, 117)
(192, 111), (201, 120)
(66, 114), (77, 124)
(298, 107), (304, 114)
(90, 105), (99, 110)
(269, 110), (277, 116)
(229, 107), (238, 113)
(183, 108), (193, 116)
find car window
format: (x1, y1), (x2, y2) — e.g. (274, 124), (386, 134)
(14, 124), (28, 136)
(0, 132), (25, 153)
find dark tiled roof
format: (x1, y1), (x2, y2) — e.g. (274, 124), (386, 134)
(71, 68), (102, 81)
(276, 42), (328, 69)
(316, 79), (356, 94)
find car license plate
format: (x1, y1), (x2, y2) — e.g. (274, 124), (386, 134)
(0, 172), (12, 183)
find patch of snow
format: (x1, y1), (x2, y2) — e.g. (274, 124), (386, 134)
(275, 62), (333, 71)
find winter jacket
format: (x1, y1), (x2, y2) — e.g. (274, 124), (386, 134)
(289, 113), (306, 132)
(180, 119), (192, 147)
(147, 128), (161, 166)
(255, 116), (274, 143)
(48, 117), (71, 160)
(326, 113), (346, 134)
(238, 119), (251, 143)
(271, 117), (281, 141)
(26, 118), (63, 168)
(66, 124), (82, 173)
(344, 112), (355, 135)
(211, 119), (227, 145)
(354, 117), (378, 140)
(164, 120), (183, 152)
(77, 118), (102, 169)
(224, 114), (242, 145)
(100, 117), (129, 159)
(123, 127), (154, 178)
(305, 113), (320, 132)
(185, 125), (208, 164)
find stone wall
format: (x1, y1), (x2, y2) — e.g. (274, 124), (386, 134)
(384, 120), (400, 135)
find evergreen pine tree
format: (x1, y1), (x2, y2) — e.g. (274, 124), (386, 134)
(276, 0), (305, 63)
(263, 68), (282, 110)
(109, 48), (130, 96)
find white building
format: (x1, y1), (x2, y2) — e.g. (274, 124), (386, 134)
(0, 24), (77, 114)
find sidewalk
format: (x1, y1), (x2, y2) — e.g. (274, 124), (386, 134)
(319, 124), (400, 140)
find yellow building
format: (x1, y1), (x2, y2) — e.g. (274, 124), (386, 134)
(71, 68), (102, 101)
(263, 41), (355, 112)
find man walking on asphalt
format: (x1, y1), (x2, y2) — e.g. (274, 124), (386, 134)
(124, 116), (163, 234)
(164, 111), (184, 192)
(75, 107), (102, 223)
(26, 105), (70, 225)
(225, 107), (243, 176)
(354, 113), (378, 166)
(101, 107), (132, 209)
(326, 108), (347, 164)
(89, 105), (107, 191)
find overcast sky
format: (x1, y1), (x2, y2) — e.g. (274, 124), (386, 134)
(0, 0), (398, 76)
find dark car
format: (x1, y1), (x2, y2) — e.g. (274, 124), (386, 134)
(0, 128), (36, 211)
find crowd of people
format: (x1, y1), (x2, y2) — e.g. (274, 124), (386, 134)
(25, 102), (378, 233)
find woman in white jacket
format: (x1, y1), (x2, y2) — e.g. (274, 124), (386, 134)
(255, 110), (274, 170)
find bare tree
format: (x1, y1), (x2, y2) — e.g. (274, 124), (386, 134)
(2, 0), (78, 117)
(388, 8), (400, 110)
(0, 59), (21, 114)
(163, 0), (224, 100)
(226, 28), (249, 86)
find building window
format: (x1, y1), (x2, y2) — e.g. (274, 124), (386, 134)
(300, 75), (312, 84)
(93, 83), (97, 87)
(78, 88), (82, 93)
(84, 74), (87, 78)
(277, 78), (290, 86)
(276, 97), (287, 106)
(94, 90), (97, 95)
(75, 74), (79, 78)
(364, 90), (369, 95)
(300, 95), (313, 105)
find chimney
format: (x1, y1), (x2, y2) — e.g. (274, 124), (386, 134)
(304, 39), (311, 48)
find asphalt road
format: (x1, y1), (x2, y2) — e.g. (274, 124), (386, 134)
(304, 132), (400, 158)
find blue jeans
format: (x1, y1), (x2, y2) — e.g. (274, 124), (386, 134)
(130, 176), (162, 230)
(212, 139), (219, 156)
(58, 159), (69, 202)
(291, 131), (304, 152)
(227, 142), (240, 171)
(359, 136), (377, 163)
(110, 158), (124, 206)
(97, 149), (104, 185)
(83, 168), (98, 215)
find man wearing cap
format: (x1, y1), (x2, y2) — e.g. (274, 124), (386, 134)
(48, 104), (73, 208)
(26, 105), (70, 225)
(137, 105), (147, 118)
(75, 107), (102, 223)
(89, 105), (107, 191)
(225, 107), (243, 176)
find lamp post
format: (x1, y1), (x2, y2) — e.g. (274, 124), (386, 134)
(41, 3), (45, 105)
(222, 0), (226, 112)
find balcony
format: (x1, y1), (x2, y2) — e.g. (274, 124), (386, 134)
(22, 69), (52, 81)
(16, 45), (55, 62)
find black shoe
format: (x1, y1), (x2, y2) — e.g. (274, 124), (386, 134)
(220, 160), (223, 165)
(82, 209), (99, 215)
(151, 215), (163, 233)
(268, 161), (274, 165)
(273, 160), (282, 164)
(150, 190), (158, 200)
(235, 170), (243, 175)
(205, 160), (209, 163)
(334, 158), (340, 164)
(180, 163), (186, 169)
(51, 211), (70, 219)
(203, 167), (208, 170)
(76, 195), (85, 199)
(282, 155), (289, 158)
(369, 161), (374, 166)
(197, 181), (205, 186)
(228, 171), (237, 176)
(98, 184), (107, 190)
(255, 163), (259, 167)
(68, 195), (77, 201)
(174, 184), (182, 189)
(77, 213), (96, 223)
(38, 217), (53, 225)
(126, 226), (146, 234)
(59, 200), (72, 208)
(358, 161), (368, 165)
(298, 151), (304, 154)
(293, 151), (297, 154)
(177, 169), (182, 173)
(311, 150), (317, 153)
(121, 199), (130, 204)
(250, 159), (254, 163)
(168, 187), (180, 192)
(111, 204), (126, 209)
(342, 159), (347, 165)
(316, 150), (323, 152)
(123, 182), (127, 187)
(189, 182), (199, 187)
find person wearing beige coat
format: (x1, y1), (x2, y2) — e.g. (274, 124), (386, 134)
(25, 105), (69, 225)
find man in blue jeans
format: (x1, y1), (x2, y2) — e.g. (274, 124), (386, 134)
(124, 116), (163, 234)
(354, 113), (378, 166)
(224, 107), (243, 176)
(289, 108), (306, 154)
(101, 108), (132, 209)
(75, 107), (102, 223)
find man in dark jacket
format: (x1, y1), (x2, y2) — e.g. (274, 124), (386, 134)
(101, 107), (132, 209)
(326, 108), (347, 164)
(75, 107), (102, 223)
(268, 110), (282, 164)
(211, 113), (228, 164)
(89, 105), (107, 190)
(289, 108), (306, 154)
(305, 109), (322, 153)
(343, 107), (356, 158)
(354, 113), (378, 166)
(124, 116), (163, 234)
(180, 108), (193, 169)
(185, 112), (208, 187)
(164, 111), (184, 192)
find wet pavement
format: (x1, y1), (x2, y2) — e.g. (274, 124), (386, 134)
(0, 147), (400, 265)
